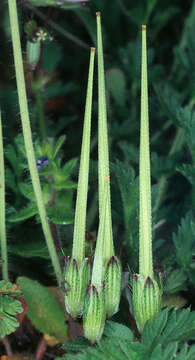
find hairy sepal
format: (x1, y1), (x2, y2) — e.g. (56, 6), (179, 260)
(64, 257), (91, 319)
(105, 256), (122, 318)
(83, 284), (106, 343)
(132, 274), (162, 332)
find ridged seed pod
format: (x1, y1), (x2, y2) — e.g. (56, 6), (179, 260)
(83, 284), (106, 343)
(105, 256), (121, 318)
(132, 274), (162, 332)
(64, 257), (91, 319)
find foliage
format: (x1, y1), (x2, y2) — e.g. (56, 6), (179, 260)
(0, 0), (195, 356)
(57, 310), (195, 360)
(0, 280), (23, 338)
(17, 276), (68, 343)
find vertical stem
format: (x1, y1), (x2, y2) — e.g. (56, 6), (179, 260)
(0, 111), (9, 281)
(72, 48), (95, 264)
(7, 0), (62, 286)
(96, 12), (114, 260)
(139, 25), (153, 278)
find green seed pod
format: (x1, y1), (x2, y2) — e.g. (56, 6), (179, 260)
(104, 256), (121, 318)
(83, 284), (106, 343)
(132, 274), (162, 332)
(64, 257), (91, 319)
(26, 40), (41, 71)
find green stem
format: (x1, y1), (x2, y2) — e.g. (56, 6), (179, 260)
(139, 25), (153, 279)
(96, 12), (114, 260)
(8, 0), (62, 286)
(0, 111), (9, 281)
(72, 48), (95, 264)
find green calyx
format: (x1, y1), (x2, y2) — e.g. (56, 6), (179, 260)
(64, 257), (91, 319)
(132, 274), (162, 332)
(83, 177), (108, 342)
(83, 285), (106, 344)
(105, 256), (122, 318)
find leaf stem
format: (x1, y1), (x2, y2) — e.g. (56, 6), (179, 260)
(8, 0), (62, 286)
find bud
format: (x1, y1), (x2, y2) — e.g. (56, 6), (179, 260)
(104, 256), (121, 318)
(26, 40), (41, 71)
(132, 274), (162, 332)
(83, 284), (106, 343)
(64, 257), (91, 319)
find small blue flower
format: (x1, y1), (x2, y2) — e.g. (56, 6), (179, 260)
(36, 157), (49, 170)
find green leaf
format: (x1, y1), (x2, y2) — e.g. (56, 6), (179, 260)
(177, 164), (195, 185)
(9, 239), (49, 259)
(62, 158), (78, 178)
(17, 277), (68, 342)
(106, 68), (126, 107)
(5, 168), (17, 193)
(0, 280), (22, 296)
(112, 160), (138, 238)
(8, 203), (38, 222)
(176, 107), (195, 152)
(142, 308), (195, 352)
(53, 180), (77, 191)
(103, 320), (134, 341)
(62, 337), (91, 352)
(18, 182), (35, 201)
(164, 269), (188, 293)
(47, 205), (74, 225)
(176, 343), (195, 360)
(52, 135), (66, 160)
(173, 212), (194, 269)
(0, 294), (23, 338)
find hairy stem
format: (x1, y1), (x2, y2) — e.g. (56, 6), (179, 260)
(72, 47), (95, 264)
(139, 25), (153, 278)
(8, 0), (62, 286)
(96, 12), (114, 260)
(0, 111), (8, 281)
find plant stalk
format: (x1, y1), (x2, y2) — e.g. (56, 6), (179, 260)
(72, 47), (95, 264)
(96, 12), (114, 261)
(139, 25), (153, 279)
(8, 0), (62, 286)
(0, 111), (9, 281)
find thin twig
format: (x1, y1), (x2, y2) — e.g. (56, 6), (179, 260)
(1, 337), (13, 357)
